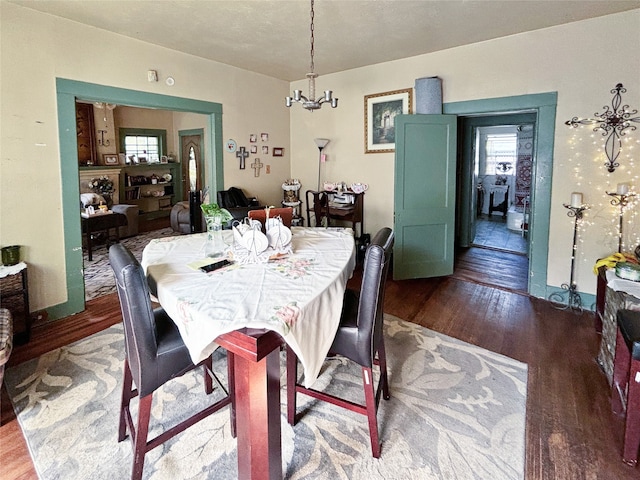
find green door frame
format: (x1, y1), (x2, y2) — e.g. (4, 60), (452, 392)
(444, 92), (557, 299)
(53, 78), (223, 320)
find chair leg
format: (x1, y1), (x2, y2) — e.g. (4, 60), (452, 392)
(612, 328), (631, 416)
(131, 394), (153, 480)
(362, 366), (381, 458)
(622, 358), (640, 466)
(377, 340), (391, 401)
(119, 359), (134, 442)
(227, 351), (237, 438)
(203, 356), (213, 395)
(286, 345), (298, 425)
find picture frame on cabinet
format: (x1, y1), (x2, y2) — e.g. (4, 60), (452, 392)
(160, 155), (168, 164)
(103, 154), (119, 165)
(118, 153), (127, 165)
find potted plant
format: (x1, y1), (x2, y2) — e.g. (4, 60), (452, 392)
(200, 203), (233, 258)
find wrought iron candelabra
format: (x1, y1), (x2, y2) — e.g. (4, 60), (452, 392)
(606, 191), (636, 253)
(548, 204), (589, 311)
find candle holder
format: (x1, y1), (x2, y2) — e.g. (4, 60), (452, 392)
(548, 203), (589, 312)
(606, 191), (636, 253)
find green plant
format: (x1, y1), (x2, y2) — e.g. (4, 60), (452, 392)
(200, 203), (233, 223)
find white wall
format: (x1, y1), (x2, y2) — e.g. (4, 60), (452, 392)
(289, 10), (640, 296)
(2, 3), (639, 314)
(0, 3), (291, 311)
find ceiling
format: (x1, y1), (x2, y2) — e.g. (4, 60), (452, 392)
(9, 0), (640, 81)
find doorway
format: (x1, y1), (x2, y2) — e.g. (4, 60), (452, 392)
(456, 113), (536, 293)
(180, 130), (205, 200)
(54, 78), (224, 320)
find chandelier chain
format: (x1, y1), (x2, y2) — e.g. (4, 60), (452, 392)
(309, 0), (315, 73)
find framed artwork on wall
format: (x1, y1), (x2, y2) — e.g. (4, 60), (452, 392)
(273, 147), (284, 157)
(364, 88), (413, 153)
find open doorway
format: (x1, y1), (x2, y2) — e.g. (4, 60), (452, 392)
(455, 112), (536, 293)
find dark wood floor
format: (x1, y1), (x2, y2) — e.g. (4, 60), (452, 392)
(1, 247), (636, 479)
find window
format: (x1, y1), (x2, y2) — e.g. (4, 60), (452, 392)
(484, 133), (516, 176)
(119, 128), (167, 162)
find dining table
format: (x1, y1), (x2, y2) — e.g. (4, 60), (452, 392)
(141, 226), (356, 479)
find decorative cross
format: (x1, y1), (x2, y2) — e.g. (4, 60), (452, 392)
(251, 158), (264, 177)
(565, 83), (640, 173)
(236, 146), (249, 170)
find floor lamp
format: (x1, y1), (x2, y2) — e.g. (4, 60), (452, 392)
(315, 138), (329, 191)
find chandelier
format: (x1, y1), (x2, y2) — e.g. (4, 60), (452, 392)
(285, 0), (337, 111)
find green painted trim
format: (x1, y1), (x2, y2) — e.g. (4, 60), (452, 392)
(210, 113), (224, 194)
(56, 78), (222, 114)
(50, 78), (223, 321)
(444, 92), (558, 299)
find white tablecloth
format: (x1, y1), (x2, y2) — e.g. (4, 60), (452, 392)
(141, 227), (356, 387)
(606, 268), (640, 299)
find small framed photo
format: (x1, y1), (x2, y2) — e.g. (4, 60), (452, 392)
(273, 147), (284, 157)
(364, 88), (413, 153)
(160, 155), (168, 164)
(103, 154), (119, 165)
(261, 133), (269, 142)
(249, 134), (257, 143)
(262, 146), (269, 154)
(118, 153), (127, 165)
(250, 145), (258, 154)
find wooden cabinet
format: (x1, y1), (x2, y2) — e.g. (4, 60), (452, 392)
(120, 163), (182, 222)
(306, 190), (364, 238)
(76, 103), (97, 166)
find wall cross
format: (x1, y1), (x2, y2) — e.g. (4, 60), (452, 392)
(251, 158), (264, 177)
(236, 146), (249, 170)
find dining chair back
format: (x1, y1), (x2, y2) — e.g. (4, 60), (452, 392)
(248, 207), (293, 230)
(287, 227), (394, 458)
(109, 243), (235, 480)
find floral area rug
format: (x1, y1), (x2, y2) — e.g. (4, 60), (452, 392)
(5, 315), (527, 480)
(83, 228), (177, 301)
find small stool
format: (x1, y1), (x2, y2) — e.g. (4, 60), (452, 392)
(611, 309), (640, 466)
(0, 308), (13, 387)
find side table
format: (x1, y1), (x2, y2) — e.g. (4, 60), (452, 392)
(0, 262), (31, 344)
(81, 212), (127, 261)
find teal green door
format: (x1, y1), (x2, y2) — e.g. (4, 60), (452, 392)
(393, 114), (457, 280)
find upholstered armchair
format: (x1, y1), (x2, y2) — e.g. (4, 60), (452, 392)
(216, 187), (262, 222)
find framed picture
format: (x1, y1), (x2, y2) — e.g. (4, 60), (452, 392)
(262, 146), (269, 154)
(249, 134), (257, 143)
(273, 147), (284, 157)
(103, 154), (119, 165)
(250, 145), (258, 154)
(118, 153), (127, 165)
(261, 133), (269, 142)
(160, 155), (168, 164)
(364, 88), (413, 153)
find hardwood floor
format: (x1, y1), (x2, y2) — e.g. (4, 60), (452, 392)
(1, 251), (636, 479)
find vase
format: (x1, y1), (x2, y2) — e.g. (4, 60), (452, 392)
(204, 215), (226, 258)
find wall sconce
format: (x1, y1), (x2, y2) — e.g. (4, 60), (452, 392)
(565, 83), (639, 173)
